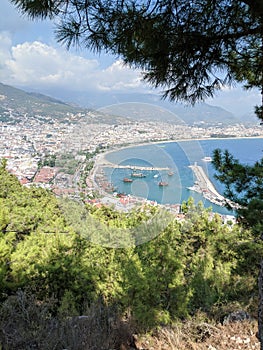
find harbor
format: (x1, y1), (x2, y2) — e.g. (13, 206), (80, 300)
(91, 140), (249, 214)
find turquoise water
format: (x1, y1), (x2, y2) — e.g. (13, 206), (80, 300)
(103, 138), (263, 214)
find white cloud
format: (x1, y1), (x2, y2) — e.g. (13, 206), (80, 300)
(96, 61), (144, 91)
(0, 32), (12, 73)
(0, 35), (147, 93)
(0, 25), (259, 116)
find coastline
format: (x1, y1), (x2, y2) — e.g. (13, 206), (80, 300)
(89, 136), (262, 213)
(97, 135), (263, 165)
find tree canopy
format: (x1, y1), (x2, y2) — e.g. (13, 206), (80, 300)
(0, 162), (261, 335)
(212, 148), (263, 346)
(10, 0), (263, 117)
(213, 149), (263, 236)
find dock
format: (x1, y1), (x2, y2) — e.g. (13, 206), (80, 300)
(100, 160), (170, 171)
(188, 163), (237, 208)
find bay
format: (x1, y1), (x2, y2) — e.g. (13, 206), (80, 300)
(103, 137), (263, 215)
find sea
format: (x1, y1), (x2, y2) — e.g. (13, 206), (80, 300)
(102, 137), (263, 215)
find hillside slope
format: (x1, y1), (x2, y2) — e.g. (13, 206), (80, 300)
(0, 82), (129, 124)
(0, 82), (86, 118)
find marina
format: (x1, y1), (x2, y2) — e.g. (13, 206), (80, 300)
(96, 138), (261, 214)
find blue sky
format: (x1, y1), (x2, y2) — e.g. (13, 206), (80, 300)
(0, 0), (261, 117)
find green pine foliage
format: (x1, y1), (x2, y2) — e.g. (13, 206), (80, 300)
(0, 161), (261, 334)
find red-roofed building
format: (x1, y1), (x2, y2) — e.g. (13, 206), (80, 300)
(34, 166), (58, 183)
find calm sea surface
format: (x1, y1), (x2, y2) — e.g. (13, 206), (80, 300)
(103, 137), (263, 214)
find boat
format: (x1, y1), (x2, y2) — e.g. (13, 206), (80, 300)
(131, 172), (146, 178)
(153, 174), (159, 178)
(123, 177), (133, 183)
(168, 171), (174, 176)
(116, 192), (126, 198)
(202, 156), (212, 162)
(158, 181), (168, 186)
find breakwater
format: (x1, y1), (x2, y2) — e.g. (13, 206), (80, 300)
(100, 159), (170, 171)
(188, 163), (237, 208)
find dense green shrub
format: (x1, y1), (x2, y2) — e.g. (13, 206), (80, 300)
(0, 162), (259, 332)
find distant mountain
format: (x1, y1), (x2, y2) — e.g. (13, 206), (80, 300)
(1, 83), (257, 126)
(43, 89), (243, 126)
(27, 91), (70, 105)
(97, 96), (237, 126)
(234, 110), (259, 125)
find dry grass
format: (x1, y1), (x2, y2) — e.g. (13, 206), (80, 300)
(0, 291), (260, 350)
(136, 320), (260, 350)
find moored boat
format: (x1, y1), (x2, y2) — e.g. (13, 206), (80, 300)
(123, 177), (133, 183)
(202, 156), (212, 162)
(116, 192), (126, 198)
(158, 181), (168, 186)
(131, 172), (146, 178)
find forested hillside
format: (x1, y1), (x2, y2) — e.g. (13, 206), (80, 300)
(0, 158), (261, 349)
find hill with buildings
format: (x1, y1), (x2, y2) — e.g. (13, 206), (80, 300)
(0, 82), (129, 125)
(0, 82), (85, 119)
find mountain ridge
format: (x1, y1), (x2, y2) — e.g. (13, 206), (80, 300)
(32, 88), (244, 125)
(0, 82), (257, 126)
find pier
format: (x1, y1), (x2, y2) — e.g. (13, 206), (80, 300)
(188, 163), (237, 208)
(100, 160), (170, 171)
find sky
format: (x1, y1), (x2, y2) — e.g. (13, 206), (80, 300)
(0, 0), (261, 117)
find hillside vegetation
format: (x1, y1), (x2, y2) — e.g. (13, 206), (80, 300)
(0, 159), (261, 349)
(0, 82), (129, 124)
(0, 82), (86, 119)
